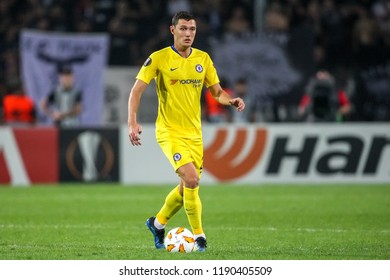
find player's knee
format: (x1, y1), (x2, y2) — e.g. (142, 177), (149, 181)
(185, 176), (199, 189)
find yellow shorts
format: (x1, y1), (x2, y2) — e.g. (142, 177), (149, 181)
(157, 135), (203, 177)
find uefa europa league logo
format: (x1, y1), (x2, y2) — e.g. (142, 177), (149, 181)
(77, 131), (101, 182)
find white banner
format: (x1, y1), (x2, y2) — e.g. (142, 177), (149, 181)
(121, 123), (390, 184)
(0, 260), (388, 280)
(20, 30), (109, 125)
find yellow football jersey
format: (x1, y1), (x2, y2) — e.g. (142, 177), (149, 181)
(136, 46), (220, 138)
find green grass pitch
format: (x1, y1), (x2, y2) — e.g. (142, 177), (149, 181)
(0, 183), (389, 260)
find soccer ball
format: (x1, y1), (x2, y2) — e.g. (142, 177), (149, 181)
(164, 227), (195, 253)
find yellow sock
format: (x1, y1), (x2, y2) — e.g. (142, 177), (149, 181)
(156, 185), (183, 225)
(183, 186), (203, 235)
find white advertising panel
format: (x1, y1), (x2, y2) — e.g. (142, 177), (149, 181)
(120, 124), (390, 184)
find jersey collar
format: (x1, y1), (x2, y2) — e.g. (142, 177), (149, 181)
(171, 45), (192, 58)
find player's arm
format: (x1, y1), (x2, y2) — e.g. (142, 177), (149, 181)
(58, 103), (82, 119)
(40, 96), (50, 116)
(128, 79), (148, 146)
(40, 92), (58, 120)
(208, 83), (245, 112)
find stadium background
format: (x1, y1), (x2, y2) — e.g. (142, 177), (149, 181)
(1, 0), (390, 186)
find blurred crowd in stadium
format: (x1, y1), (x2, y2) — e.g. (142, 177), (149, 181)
(1, 0), (390, 125)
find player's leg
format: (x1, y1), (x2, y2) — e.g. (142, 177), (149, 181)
(146, 183), (184, 249)
(177, 162), (207, 251)
(156, 183), (183, 225)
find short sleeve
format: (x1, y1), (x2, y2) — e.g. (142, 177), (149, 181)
(136, 53), (159, 84)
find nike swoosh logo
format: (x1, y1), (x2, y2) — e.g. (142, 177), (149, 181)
(170, 67), (178, 71)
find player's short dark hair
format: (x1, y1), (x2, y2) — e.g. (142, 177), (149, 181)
(57, 63), (73, 75)
(171, 11), (195, 26)
(236, 78), (247, 85)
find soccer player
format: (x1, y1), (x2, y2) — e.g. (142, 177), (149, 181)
(127, 11), (245, 252)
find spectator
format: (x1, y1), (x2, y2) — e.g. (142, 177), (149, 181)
(107, 0), (139, 65)
(1, 0), (389, 124)
(223, 5), (252, 39)
(231, 78), (255, 123)
(371, 0), (390, 47)
(166, 0), (192, 17)
(318, 0), (350, 70)
(142, 20), (172, 57)
(350, 16), (390, 121)
(203, 78), (233, 123)
(40, 64), (83, 126)
(298, 70), (351, 122)
(2, 80), (36, 126)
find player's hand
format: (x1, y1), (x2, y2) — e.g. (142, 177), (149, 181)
(128, 123), (143, 146)
(51, 111), (63, 121)
(229, 98), (245, 112)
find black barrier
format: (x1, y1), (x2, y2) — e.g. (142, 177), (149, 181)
(59, 128), (119, 182)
